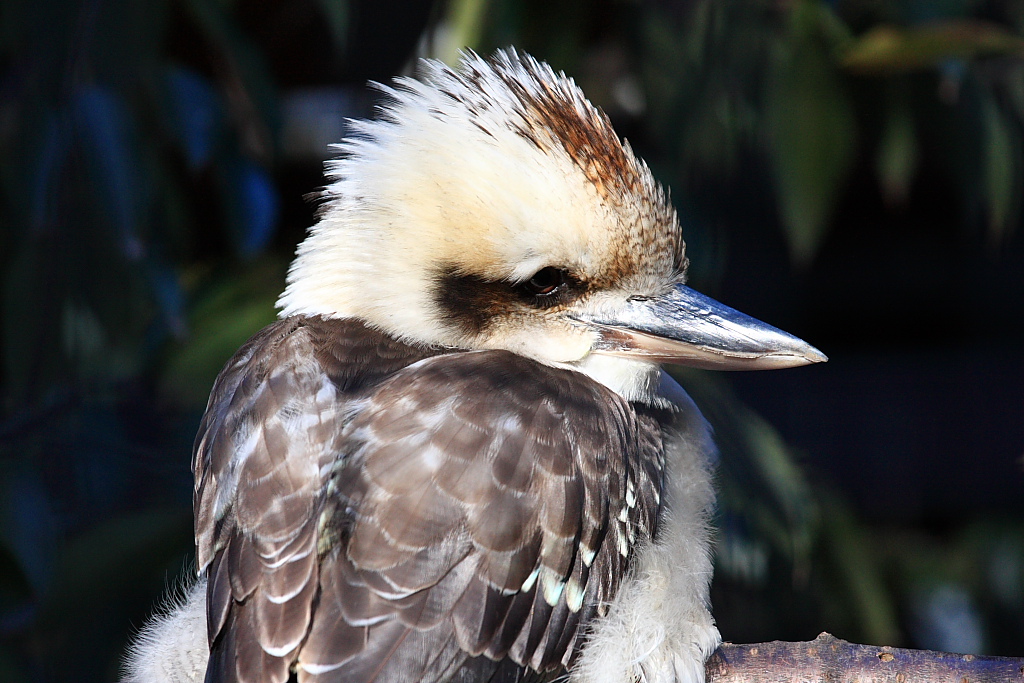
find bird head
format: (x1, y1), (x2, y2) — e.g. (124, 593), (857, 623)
(278, 50), (825, 400)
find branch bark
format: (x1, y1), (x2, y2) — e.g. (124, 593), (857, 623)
(705, 632), (1024, 683)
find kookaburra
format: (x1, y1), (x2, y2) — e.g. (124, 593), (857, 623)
(124, 50), (825, 683)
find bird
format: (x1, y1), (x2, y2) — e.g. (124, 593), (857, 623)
(123, 49), (825, 683)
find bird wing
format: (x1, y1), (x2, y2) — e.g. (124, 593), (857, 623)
(194, 318), (663, 683)
(194, 318), (431, 683)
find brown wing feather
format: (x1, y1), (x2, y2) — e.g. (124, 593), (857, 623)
(195, 318), (434, 683)
(297, 351), (661, 682)
(195, 317), (664, 683)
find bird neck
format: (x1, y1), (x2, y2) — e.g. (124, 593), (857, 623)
(566, 354), (662, 403)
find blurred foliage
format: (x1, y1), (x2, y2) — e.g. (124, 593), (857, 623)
(1, 0), (291, 678)
(1, 0), (1023, 680)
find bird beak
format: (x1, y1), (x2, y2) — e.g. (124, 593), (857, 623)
(574, 284), (827, 370)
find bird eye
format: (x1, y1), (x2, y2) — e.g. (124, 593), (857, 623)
(523, 267), (566, 296)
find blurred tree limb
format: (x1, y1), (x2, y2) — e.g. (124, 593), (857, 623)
(707, 633), (1024, 682)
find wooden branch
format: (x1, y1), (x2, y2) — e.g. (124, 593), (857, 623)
(705, 632), (1024, 683)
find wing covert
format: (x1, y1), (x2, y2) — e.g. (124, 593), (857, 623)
(298, 350), (662, 682)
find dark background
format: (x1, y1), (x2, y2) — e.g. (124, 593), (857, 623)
(2, 0), (1023, 680)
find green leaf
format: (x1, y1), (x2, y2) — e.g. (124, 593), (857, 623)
(0, 540), (32, 612)
(163, 66), (224, 170)
(843, 21), (1024, 75)
(72, 86), (144, 260)
(432, 0), (491, 64)
(1005, 64), (1024, 122)
(876, 88), (919, 205)
(37, 507), (194, 683)
(675, 370), (819, 571)
(818, 497), (901, 645)
(982, 99), (1019, 242)
(160, 259), (284, 406)
(315, 0), (349, 54)
(42, 509), (192, 612)
(767, 4), (857, 266)
(218, 157), (280, 258)
(183, 0), (279, 161)
(736, 406), (818, 569)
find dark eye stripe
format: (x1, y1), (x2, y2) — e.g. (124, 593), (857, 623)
(433, 263), (585, 334)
